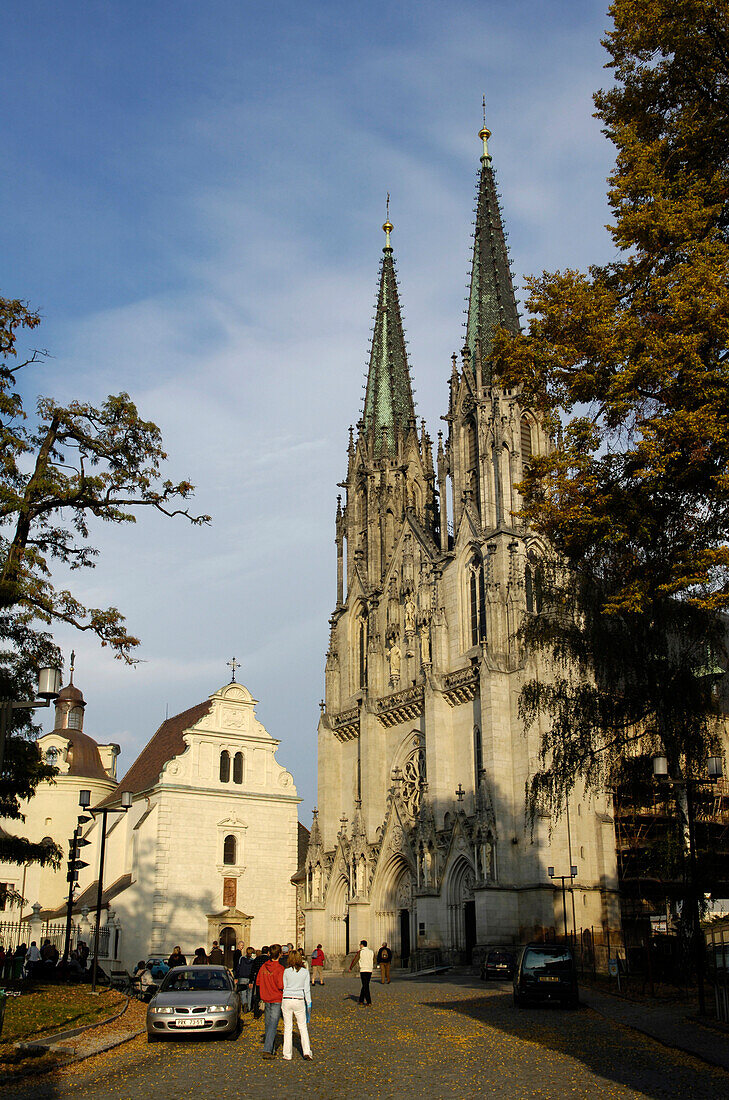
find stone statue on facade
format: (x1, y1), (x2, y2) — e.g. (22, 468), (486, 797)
(388, 642), (401, 683)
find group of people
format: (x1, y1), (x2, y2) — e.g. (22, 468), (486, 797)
(0, 938), (64, 980)
(240, 943), (314, 1061)
(136, 935), (395, 1058)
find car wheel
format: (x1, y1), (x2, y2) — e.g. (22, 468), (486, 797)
(225, 1019), (241, 1040)
(513, 991), (523, 1008)
(147, 1032), (159, 1043)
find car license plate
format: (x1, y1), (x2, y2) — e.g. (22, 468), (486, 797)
(176, 1017), (206, 1027)
(539, 976), (559, 982)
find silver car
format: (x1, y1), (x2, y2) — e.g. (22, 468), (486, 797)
(146, 965), (241, 1041)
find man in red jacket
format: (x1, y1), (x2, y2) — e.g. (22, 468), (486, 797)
(257, 943), (284, 1057)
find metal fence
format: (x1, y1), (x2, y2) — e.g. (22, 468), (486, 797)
(0, 918), (111, 959)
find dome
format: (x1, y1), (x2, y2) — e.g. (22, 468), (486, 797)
(57, 682), (85, 704)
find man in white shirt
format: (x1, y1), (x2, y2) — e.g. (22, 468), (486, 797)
(349, 939), (374, 1006)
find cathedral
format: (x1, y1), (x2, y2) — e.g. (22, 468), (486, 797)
(303, 121), (621, 964)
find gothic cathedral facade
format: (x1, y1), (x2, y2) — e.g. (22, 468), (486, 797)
(304, 124), (620, 964)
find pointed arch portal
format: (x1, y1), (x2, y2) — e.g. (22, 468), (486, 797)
(445, 855), (477, 963)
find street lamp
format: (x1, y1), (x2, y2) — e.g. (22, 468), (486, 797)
(78, 789), (133, 992)
(0, 665), (62, 772)
(651, 752), (724, 1015)
(548, 865), (578, 943)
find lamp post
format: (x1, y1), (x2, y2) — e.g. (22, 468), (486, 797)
(0, 665), (62, 772)
(548, 865), (578, 942)
(651, 753), (724, 1016)
(78, 789), (133, 992)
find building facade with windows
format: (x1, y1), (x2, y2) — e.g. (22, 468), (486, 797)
(65, 679), (303, 970)
(303, 124), (620, 964)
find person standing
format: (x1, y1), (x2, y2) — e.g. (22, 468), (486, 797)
(257, 943), (284, 1057)
(192, 947), (208, 965)
(377, 942), (392, 984)
(311, 943), (325, 985)
(236, 947), (256, 1012)
(281, 949), (313, 1061)
(249, 946), (269, 1018)
(25, 941), (41, 979)
(349, 939), (374, 1006)
(209, 940), (224, 965)
(167, 946), (186, 968)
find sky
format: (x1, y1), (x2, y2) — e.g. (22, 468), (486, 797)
(2, 0), (618, 823)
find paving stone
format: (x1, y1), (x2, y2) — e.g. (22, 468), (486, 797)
(7, 974), (729, 1100)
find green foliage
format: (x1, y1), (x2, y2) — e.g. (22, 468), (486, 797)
(491, 1), (729, 820)
(0, 296), (210, 867)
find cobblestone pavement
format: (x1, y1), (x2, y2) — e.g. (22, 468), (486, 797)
(5, 973), (729, 1100)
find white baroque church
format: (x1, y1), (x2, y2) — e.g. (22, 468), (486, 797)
(1, 668), (304, 971)
(303, 123), (621, 964)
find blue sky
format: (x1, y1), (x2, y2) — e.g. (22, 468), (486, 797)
(3, 1), (617, 821)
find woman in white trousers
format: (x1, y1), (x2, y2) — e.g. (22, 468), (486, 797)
(281, 949), (313, 1060)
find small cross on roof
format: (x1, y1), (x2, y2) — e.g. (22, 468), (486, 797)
(227, 656), (240, 683)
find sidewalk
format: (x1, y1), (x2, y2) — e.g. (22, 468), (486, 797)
(581, 985), (729, 1070)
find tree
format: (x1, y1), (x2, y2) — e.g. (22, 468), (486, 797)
(492, 0), (729, 818)
(0, 297), (210, 867)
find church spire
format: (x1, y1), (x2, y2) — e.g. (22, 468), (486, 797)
(466, 106), (520, 379)
(362, 209), (415, 457)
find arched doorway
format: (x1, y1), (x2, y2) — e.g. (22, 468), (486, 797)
(327, 875), (350, 958)
(372, 855), (416, 968)
(220, 926), (237, 967)
(446, 856), (476, 962)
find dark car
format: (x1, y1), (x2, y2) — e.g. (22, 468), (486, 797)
(513, 944), (579, 1008)
(480, 949), (516, 981)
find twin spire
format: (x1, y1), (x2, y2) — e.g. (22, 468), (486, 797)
(361, 110), (519, 454)
(361, 203), (415, 458)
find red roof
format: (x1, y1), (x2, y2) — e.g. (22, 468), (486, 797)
(100, 699), (212, 806)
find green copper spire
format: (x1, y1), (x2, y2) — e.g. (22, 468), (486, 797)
(362, 214), (415, 456)
(466, 113), (520, 378)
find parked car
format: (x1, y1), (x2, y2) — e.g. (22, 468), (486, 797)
(513, 944), (579, 1008)
(481, 949), (516, 981)
(146, 957), (170, 981)
(146, 966), (241, 1041)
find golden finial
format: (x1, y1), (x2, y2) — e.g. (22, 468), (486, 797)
(479, 95), (491, 159)
(382, 192), (393, 248)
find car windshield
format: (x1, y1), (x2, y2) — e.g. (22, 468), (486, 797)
(523, 949), (573, 976)
(160, 969), (232, 993)
(489, 951), (513, 963)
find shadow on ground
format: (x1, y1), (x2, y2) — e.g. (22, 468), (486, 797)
(420, 983), (729, 1100)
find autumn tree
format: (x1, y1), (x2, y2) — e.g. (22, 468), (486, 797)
(0, 297), (209, 868)
(493, 0), (729, 820)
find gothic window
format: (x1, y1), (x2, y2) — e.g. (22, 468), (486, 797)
(67, 707), (82, 730)
(45, 746), (59, 764)
(473, 726), (483, 786)
(526, 553), (544, 614)
(521, 417), (533, 463)
(219, 750), (230, 783)
(233, 752), (244, 784)
(385, 510), (395, 560)
(465, 420), (480, 511)
(358, 610), (368, 689)
(223, 834), (237, 865)
(469, 555), (487, 647)
(400, 744), (426, 819)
